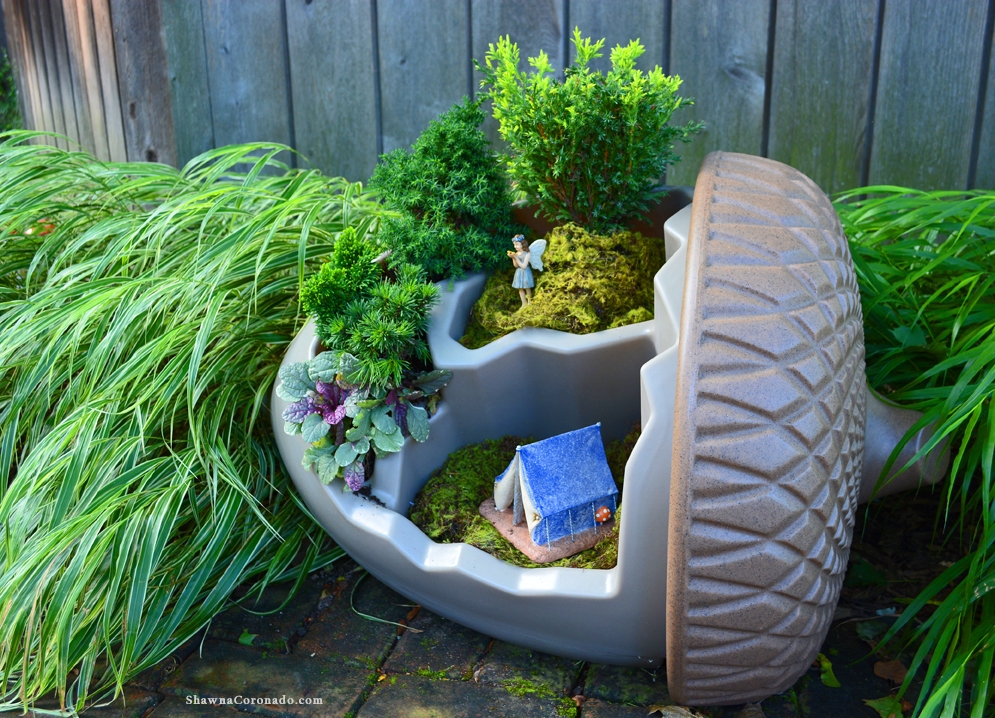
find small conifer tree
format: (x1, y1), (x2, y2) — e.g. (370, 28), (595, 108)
(370, 97), (522, 279)
(301, 228), (439, 388)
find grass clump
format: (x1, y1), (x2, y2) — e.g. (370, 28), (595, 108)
(408, 426), (639, 569)
(370, 97), (522, 280)
(460, 223), (665, 348)
(833, 186), (995, 717)
(0, 134), (381, 712)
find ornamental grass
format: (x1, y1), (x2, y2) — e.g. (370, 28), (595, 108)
(834, 187), (995, 718)
(0, 133), (383, 712)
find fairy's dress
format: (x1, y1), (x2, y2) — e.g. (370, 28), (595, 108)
(512, 251), (534, 289)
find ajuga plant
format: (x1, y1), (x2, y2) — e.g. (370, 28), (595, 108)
(0, 134), (383, 712)
(369, 97), (522, 279)
(833, 187), (995, 718)
(478, 28), (701, 232)
(293, 227), (449, 489)
(279, 351), (451, 491)
(301, 233), (440, 388)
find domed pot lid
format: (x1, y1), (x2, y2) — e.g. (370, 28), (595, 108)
(666, 152), (866, 705)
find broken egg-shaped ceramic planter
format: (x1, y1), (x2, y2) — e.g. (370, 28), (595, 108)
(271, 152), (948, 706)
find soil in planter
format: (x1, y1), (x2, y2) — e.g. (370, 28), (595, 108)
(459, 223), (667, 349)
(408, 425), (641, 569)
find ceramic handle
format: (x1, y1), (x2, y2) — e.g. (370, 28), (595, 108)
(860, 385), (950, 503)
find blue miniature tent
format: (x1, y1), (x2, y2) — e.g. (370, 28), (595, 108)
(493, 424), (618, 548)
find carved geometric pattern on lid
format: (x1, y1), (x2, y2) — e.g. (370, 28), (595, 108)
(667, 153), (865, 706)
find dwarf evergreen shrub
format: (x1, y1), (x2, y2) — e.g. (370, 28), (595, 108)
(302, 233), (439, 389)
(478, 29), (701, 232)
(370, 97), (521, 279)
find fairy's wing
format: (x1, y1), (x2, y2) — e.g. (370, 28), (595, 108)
(529, 240), (547, 271)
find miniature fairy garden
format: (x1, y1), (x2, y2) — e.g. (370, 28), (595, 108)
(277, 28), (699, 567)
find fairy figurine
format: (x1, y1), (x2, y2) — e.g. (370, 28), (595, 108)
(507, 234), (547, 307)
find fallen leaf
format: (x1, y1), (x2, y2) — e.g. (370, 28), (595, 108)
(874, 660), (908, 684)
(863, 694), (904, 718)
(815, 653), (841, 688)
(735, 703), (765, 718)
(237, 629), (258, 646)
(646, 705), (701, 717)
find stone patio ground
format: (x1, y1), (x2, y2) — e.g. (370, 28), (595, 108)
(43, 490), (958, 718)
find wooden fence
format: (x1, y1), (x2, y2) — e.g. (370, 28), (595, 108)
(4, 0), (994, 193)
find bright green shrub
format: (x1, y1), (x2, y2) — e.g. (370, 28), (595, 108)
(302, 241), (439, 388)
(478, 29), (701, 232)
(300, 226), (380, 324)
(369, 97), (521, 279)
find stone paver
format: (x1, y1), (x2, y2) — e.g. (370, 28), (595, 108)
(584, 663), (671, 707)
(145, 696), (242, 718)
(45, 688), (159, 718)
(160, 640), (370, 717)
(580, 699), (649, 717)
(206, 574), (327, 650)
(381, 608), (491, 680)
(473, 639), (580, 697)
(294, 565), (411, 669)
(358, 673), (572, 717)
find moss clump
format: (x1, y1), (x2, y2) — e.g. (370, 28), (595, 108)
(459, 224), (665, 348)
(408, 426), (640, 569)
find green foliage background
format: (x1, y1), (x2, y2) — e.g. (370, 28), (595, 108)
(0, 49), (20, 132)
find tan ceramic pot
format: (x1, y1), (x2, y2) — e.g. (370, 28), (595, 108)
(272, 151), (947, 706)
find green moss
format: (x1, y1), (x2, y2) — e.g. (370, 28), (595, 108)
(459, 224), (666, 348)
(408, 426), (641, 569)
(414, 668), (448, 680)
(503, 676), (558, 700)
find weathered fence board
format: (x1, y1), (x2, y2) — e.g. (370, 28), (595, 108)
(107, 0), (175, 165)
(62, 0), (106, 159)
(161, 0), (214, 167)
(26, 0), (64, 148)
(286, 0), (378, 182)
(471, 0), (564, 146)
(569, 0), (666, 74)
(90, 0), (126, 161)
(3, 0), (993, 191)
(378, 0), (468, 154)
(870, 0), (988, 190)
(44, 0), (83, 147)
(2, 0), (38, 135)
(668, 0), (771, 186)
(199, 0), (292, 159)
(975, 30), (995, 189)
(768, 0), (878, 195)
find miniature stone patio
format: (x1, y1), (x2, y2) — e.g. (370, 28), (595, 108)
(63, 486), (961, 718)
